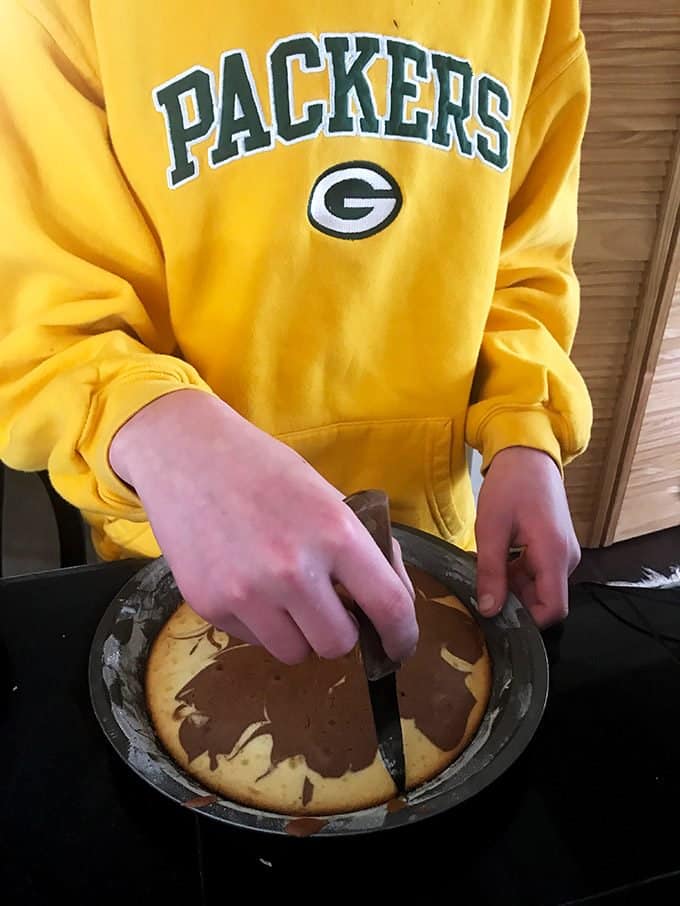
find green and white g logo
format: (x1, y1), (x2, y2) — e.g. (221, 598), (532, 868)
(308, 161), (403, 240)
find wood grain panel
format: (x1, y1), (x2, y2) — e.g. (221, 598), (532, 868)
(588, 50), (680, 67)
(575, 217), (657, 263)
(581, 161), (669, 180)
(583, 18), (680, 34)
(585, 1), (680, 13)
(590, 67), (680, 84)
(614, 284), (680, 540)
(581, 142), (672, 165)
(594, 81), (680, 98)
(591, 122), (680, 543)
(589, 96), (679, 118)
(586, 32), (680, 52)
(565, 1), (680, 545)
(585, 115), (679, 133)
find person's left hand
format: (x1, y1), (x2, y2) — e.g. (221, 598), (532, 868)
(474, 446), (581, 628)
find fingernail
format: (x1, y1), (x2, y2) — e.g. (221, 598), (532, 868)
(478, 594), (496, 616)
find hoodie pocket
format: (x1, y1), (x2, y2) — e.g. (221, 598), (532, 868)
(278, 417), (468, 542)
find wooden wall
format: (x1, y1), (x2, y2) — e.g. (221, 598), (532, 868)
(565, 1), (680, 545)
(615, 279), (680, 540)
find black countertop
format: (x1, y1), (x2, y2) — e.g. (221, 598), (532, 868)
(1, 561), (679, 905)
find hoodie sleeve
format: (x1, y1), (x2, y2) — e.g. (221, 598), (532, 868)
(465, 25), (593, 474)
(0, 2), (214, 520)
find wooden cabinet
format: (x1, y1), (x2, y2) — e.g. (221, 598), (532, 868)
(565, 1), (680, 545)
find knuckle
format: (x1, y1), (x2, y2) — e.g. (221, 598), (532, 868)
(569, 541), (582, 571)
(375, 586), (410, 624)
(316, 631), (356, 661)
(268, 549), (307, 590)
(549, 530), (573, 556)
(542, 530), (570, 561)
(475, 560), (500, 581)
(475, 562), (504, 589)
(550, 600), (569, 624)
(179, 562), (251, 612)
(322, 507), (359, 554)
(557, 535), (573, 558)
(191, 581), (252, 625)
(395, 623), (420, 658)
(221, 578), (253, 608)
(374, 587), (417, 645)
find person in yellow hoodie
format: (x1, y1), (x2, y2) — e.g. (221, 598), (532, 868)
(0, 0), (590, 664)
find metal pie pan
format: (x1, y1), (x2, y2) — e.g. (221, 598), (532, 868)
(89, 524), (549, 836)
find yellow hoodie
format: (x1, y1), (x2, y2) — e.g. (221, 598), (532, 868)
(0, 0), (592, 560)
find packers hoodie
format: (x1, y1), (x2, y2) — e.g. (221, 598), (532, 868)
(0, 0), (592, 558)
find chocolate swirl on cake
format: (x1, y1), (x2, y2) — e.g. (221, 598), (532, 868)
(173, 567), (485, 782)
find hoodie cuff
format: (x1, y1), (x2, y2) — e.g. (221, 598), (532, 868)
(476, 407), (565, 476)
(76, 364), (215, 518)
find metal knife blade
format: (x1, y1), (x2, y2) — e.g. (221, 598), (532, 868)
(344, 490), (407, 795)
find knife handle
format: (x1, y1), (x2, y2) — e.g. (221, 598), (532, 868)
(343, 490), (402, 681)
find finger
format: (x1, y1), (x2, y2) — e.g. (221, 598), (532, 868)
(288, 579), (359, 660)
(391, 538), (415, 599)
(508, 546), (569, 627)
(332, 529), (418, 663)
(532, 565), (569, 628)
(240, 608), (313, 665)
(521, 537), (570, 627)
(207, 614), (261, 647)
(508, 564), (540, 614)
(475, 511), (513, 618)
(507, 556), (533, 601)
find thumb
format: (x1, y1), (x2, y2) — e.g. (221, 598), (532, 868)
(475, 511), (512, 618)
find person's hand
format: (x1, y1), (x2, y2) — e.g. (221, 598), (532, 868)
(474, 446), (581, 628)
(109, 389), (417, 664)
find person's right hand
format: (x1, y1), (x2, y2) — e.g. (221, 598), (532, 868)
(109, 389), (418, 665)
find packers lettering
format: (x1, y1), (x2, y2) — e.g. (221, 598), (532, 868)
(153, 33), (512, 189)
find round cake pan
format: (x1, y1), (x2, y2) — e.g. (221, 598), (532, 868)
(89, 524), (549, 836)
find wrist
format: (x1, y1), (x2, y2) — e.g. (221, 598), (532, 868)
(108, 388), (220, 486)
(488, 445), (562, 478)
